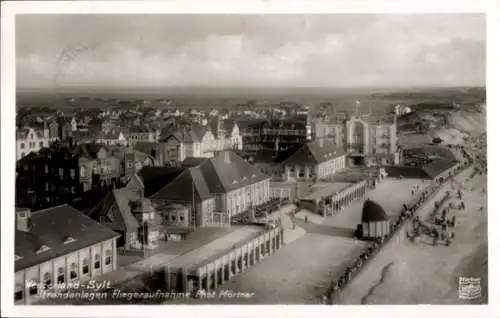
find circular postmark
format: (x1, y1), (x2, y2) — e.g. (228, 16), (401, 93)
(53, 42), (100, 106)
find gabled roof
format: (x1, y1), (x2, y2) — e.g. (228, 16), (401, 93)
(137, 166), (185, 197)
(15, 204), (119, 272)
(181, 157), (209, 168)
(199, 151), (270, 193)
(281, 139), (345, 165)
(72, 143), (107, 160)
(151, 151), (270, 199)
(150, 167), (214, 202)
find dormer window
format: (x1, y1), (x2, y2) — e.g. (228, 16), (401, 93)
(63, 236), (76, 244)
(252, 174), (256, 178)
(15, 255), (23, 261)
(242, 176), (247, 181)
(35, 245), (51, 254)
(232, 180), (238, 184)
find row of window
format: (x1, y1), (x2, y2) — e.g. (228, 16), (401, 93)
(19, 141), (44, 149)
(15, 251), (112, 301)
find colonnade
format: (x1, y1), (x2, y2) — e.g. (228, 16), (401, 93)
(165, 227), (284, 294)
(325, 181), (369, 216)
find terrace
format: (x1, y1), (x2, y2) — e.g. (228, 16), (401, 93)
(166, 225), (266, 271)
(231, 198), (289, 225)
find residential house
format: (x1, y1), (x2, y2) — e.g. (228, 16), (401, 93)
(16, 126), (50, 160)
(87, 185), (163, 250)
(159, 125), (216, 165)
(254, 139), (346, 181)
(75, 144), (123, 192)
(96, 130), (127, 146)
(125, 128), (160, 146)
(14, 205), (119, 304)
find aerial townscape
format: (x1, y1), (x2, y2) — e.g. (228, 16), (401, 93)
(11, 13), (487, 306)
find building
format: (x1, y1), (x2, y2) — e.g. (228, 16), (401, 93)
(14, 205), (119, 305)
(255, 139), (346, 182)
(359, 199), (391, 240)
(149, 151), (271, 227)
(96, 130), (127, 146)
(16, 146), (83, 210)
(159, 125), (216, 165)
(125, 128), (160, 146)
(345, 113), (400, 166)
(87, 185), (164, 250)
(208, 118), (243, 152)
(16, 126), (50, 160)
(237, 115), (312, 153)
(74, 144), (123, 192)
(164, 224), (283, 294)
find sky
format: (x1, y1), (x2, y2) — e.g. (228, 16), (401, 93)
(16, 14), (486, 89)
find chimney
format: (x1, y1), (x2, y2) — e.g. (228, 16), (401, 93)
(16, 208), (32, 232)
(224, 151), (231, 163)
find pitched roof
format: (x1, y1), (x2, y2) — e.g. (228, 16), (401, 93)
(281, 139), (345, 165)
(181, 157), (209, 168)
(15, 204), (119, 272)
(151, 151), (270, 199)
(150, 167), (214, 202)
(361, 199), (388, 223)
(137, 166), (184, 197)
(110, 189), (142, 232)
(199, 151), (270, 193)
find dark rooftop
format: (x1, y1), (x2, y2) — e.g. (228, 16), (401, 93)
(15, 204), (119, 272)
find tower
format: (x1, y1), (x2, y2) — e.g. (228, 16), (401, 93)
(124, 144), (135, 177)
(305, 108), (312, 141)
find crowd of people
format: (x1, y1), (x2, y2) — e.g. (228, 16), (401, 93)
(322, 157), (473, 304)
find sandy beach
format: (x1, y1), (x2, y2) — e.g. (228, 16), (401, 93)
(336, 167), (487, 304)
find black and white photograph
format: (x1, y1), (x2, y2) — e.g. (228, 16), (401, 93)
(1, 1), (498, 317)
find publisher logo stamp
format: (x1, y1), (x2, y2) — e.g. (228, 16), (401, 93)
(458, 277), (482, 300)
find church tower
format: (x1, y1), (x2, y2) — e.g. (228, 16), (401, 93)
(305, 106), (313, 141)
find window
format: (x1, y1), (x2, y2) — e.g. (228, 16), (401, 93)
(20, 143), (25, 149)
(70, 263), (78, 279)
(45, 182), (49, 191)
(20, 152), (25, 157)
(29, 283), (38, 296)
(43, 272), (51, 289)
(39, 141), (44, 148)
(45, 165), (49, 174)
(80, 166), (87, 178)
(30, 134), (34, 139)
(57, 267), (65, 284)
(59, 168), (64, 178)
(63, 236), (76, 244)
(94, 254), (101, 269)
(105, 250), (112, 266)
(179, 216), (184, 222)
(36, 245), (51, 254)
(171, 215), (176, 221)
(15, 290), (23, 301)
(70, 169), (75, 178)
(82, 258), (89, 275)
